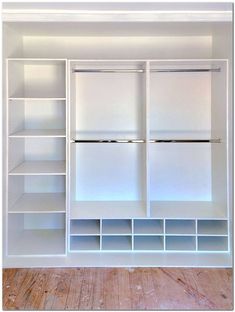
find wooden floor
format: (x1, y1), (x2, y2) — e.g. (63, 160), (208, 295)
(3, 268), (233, 310)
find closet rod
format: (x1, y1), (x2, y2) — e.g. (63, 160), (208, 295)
(71, 139), (221, 143)
(72, 68), (221, 73)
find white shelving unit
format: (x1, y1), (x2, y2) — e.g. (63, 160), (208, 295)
(6, 59), (67, 257)
(2, 3), (232, 267)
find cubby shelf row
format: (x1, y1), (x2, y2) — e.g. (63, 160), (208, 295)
(69, 219), (229, 252)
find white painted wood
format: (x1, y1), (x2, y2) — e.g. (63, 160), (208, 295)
(70, 236), (100, 251)
(3, 252), (232, 268)
(71, 201), (146, 219)
(70, 220), (100, 235)
(134, 236), (164, 250)
(165, 220), (196, 235)
(9, 161), (66, 175)
(8, 213), (65, 256)
(8, 229), (65, 256)
(151, 201), (227, 219)
(166, 236), (196, 251)
(102, 236), (132, 251)
(102, 220), (132, 235)
(8, 193), (66, 213)
(197, 220), (228, 236)
(134, 219), (163, 235)
(3, 3), (232, 268)
(9, 129), (66, 137)
(150, 143), (211, 201)
(8, 60), (66, 98)
(73, 143), (144, 201)
(198, 236), (228, 251)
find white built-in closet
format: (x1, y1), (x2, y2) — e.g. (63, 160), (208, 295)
(2, 3), (233, 267)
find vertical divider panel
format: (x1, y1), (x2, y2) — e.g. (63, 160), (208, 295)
(196, 219), (198, 251)
(6, 59), (9, 256)
(100, 219), (103, 251)
(131, 219), (134, 250)
(145, 61), (150, 217)
(163, 219), (166, 251)
(65, 59), (69, 255)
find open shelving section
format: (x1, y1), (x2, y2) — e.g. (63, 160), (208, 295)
(6, 59), (67, 256)
(67, 59), (230, 257)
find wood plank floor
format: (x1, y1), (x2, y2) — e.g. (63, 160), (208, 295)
(3, 268), (233, 310)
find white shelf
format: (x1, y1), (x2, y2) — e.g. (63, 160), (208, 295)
(102, 220), (132, 235)
(198, 236), (228, 251)
(8, 229), (65, 256)
(70, 236), (100, 251)
(9, 161), (66, 175)
(9, 129), (66, 138)
(151, 201), (227, 219)
(134, 236), (164, 250)
(165, 220), (196, 235)
(71, 201), (146, 219)
(8, 97), (66, 101)
(102, 236), (132, 251)
(70, 220), (100, 235)
(197, 220), (228, 236)
(134, 219), (163, 235)
(8, 193), (65, 213)
(166, 236), (196, 251)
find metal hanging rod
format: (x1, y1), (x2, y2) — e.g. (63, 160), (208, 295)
(72, 68), (221, 73)
(71, 139), (221, 143)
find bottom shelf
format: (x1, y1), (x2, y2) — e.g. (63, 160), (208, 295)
(71, 201), (146, 219)
(8, 229), (65, 256)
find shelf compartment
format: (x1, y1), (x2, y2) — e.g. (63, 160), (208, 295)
(197, 220), (228, 235)
(8, 193), (65, 213)
(151, 201), (226, 219)
(102, 236), (132, 251)
(9, 129), (66, 138)
(8, 60), (66, 98)
(150, 143), (212, 202)
(8, 213), (65, 256)
(165, 220), (196, 235)
(134, 236), (164, 251)
(8, 137), (66, 175)
(165, 236), (196, 251)
(70, 236), (100, 251)
(8, 99), (66, 136)
(70, 201), (146, 219)
(102, 220), (132, 235)
(70, 220), (100, 235)
(70, 61), (146, 140)
(134, 219), (163, 235)
(150, 63), (211, 139)
(198, 236), (228, 251)
(9, 161), (66, 175)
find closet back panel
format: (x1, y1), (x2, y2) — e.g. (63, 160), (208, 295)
(73, 143), (145, 201)
(150, 71), (211, 138)
(74, 72), (145, 139)
(22, 36), (212, 59)
(150, 143), (211, 201)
